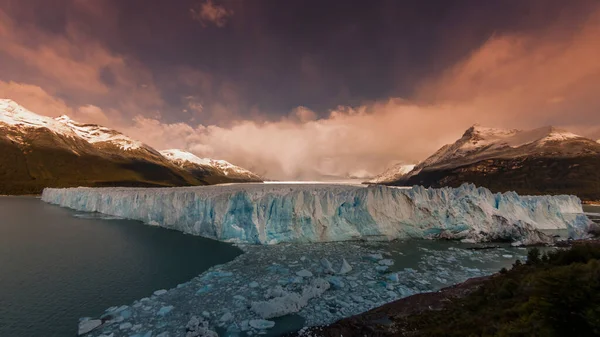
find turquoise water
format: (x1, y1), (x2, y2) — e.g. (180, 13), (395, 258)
(0, 197), (242, 337)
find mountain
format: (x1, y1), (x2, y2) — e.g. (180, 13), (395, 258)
(366, 163), (416, 184)
(0, 99), (257, 194)
(384, 125), (600, 200)
(160, 149), (262, 184)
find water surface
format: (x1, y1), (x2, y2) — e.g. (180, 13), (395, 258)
(0, 197), (242, 337)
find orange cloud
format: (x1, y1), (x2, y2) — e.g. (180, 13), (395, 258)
(120, 7), (600, 180)
(190, 0), (233, 27)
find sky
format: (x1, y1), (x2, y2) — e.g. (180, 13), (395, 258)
(1, 0), (599, 179)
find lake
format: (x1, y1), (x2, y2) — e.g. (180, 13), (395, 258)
(0, 197), (242, 337)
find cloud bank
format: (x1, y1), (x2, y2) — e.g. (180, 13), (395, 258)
(1, 3), (600, 180)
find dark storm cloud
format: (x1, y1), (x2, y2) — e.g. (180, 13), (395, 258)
(1, 0), (600, 179)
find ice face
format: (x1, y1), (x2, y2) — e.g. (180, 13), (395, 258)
(41, 183), (592, 245)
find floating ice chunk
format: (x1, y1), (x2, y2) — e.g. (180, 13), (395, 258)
(375, 265), (389, 272)
(296, 269), (313, 278)
(378, 259), (394, 266)
(220, 312), (233, 322)
(186, 316), (218, 337)
(325, 276), (345, 289)
(249, 319), (276, 330)
(386, 273), (399, 282)
(78, 319), (102, 335)
(196, 284), (213, 295)
(365, 253), (384, 261)
(129, 332), (153, 337)
(153, 289), (168, 296)
(251, 279), (330, 319)
(120, 322), (133, 330)
(320, 258), (335, 274)
(338, 258), (352, 274)
(249, 281), (259, 288)
(350, 295), (364, 303)
(502, 254), (514, 258)
(156, 305), (174, 316)
(233, 295), (246, 301)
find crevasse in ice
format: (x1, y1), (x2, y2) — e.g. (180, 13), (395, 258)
(41, 183), (592, 244)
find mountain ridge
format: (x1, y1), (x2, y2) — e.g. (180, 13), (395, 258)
(0, 99), (261, 194)
(380, 124), (600, 200)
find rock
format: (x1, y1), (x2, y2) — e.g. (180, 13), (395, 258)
(153, 289), (168, 296)
(78, 319), (102, 335)
(338, 259), (352, 274)
(157, 305), (174, 316)
(249, 319), (276, 330)
(296, 269), (313, 277)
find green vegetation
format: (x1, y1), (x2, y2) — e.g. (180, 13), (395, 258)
(400, 243), (600, 336)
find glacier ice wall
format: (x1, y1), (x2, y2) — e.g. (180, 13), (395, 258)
(41, 183), (592, 244)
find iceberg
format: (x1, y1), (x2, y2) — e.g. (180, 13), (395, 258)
(41, 183), (592, 244)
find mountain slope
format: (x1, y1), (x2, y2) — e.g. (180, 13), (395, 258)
(160, 149), (262, 184)
(386, 125), (600, 200)
(0, 99), (206, 194)
(366, 163), (416, 184)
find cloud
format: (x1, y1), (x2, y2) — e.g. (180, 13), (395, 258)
(118, 7), (600, 180)
(0, 6), (163, 118)
(1, 2), (599, 181)
(190, 0), (233, 28)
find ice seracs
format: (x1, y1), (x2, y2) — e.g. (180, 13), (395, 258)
(41, 183), (592, 245)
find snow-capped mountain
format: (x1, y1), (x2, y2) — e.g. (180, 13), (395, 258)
(0, 99), (259, 194)
(161, 149), (262, 183)
(386, 125), (600, 200)
(366, 163), (416, 184)
(55, 115), (143, 151)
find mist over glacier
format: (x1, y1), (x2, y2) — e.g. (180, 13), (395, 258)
(41, 184), (592, 245)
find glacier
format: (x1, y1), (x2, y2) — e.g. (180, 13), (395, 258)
(41, 183), (592, 245)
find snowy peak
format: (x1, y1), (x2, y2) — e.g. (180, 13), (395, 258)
(0, 99), (144, 151)
(54, 115), (142, 151)
(160, 149), (261, 180)
(367, 163), (416, 184)
(0, 99), (75, 137)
